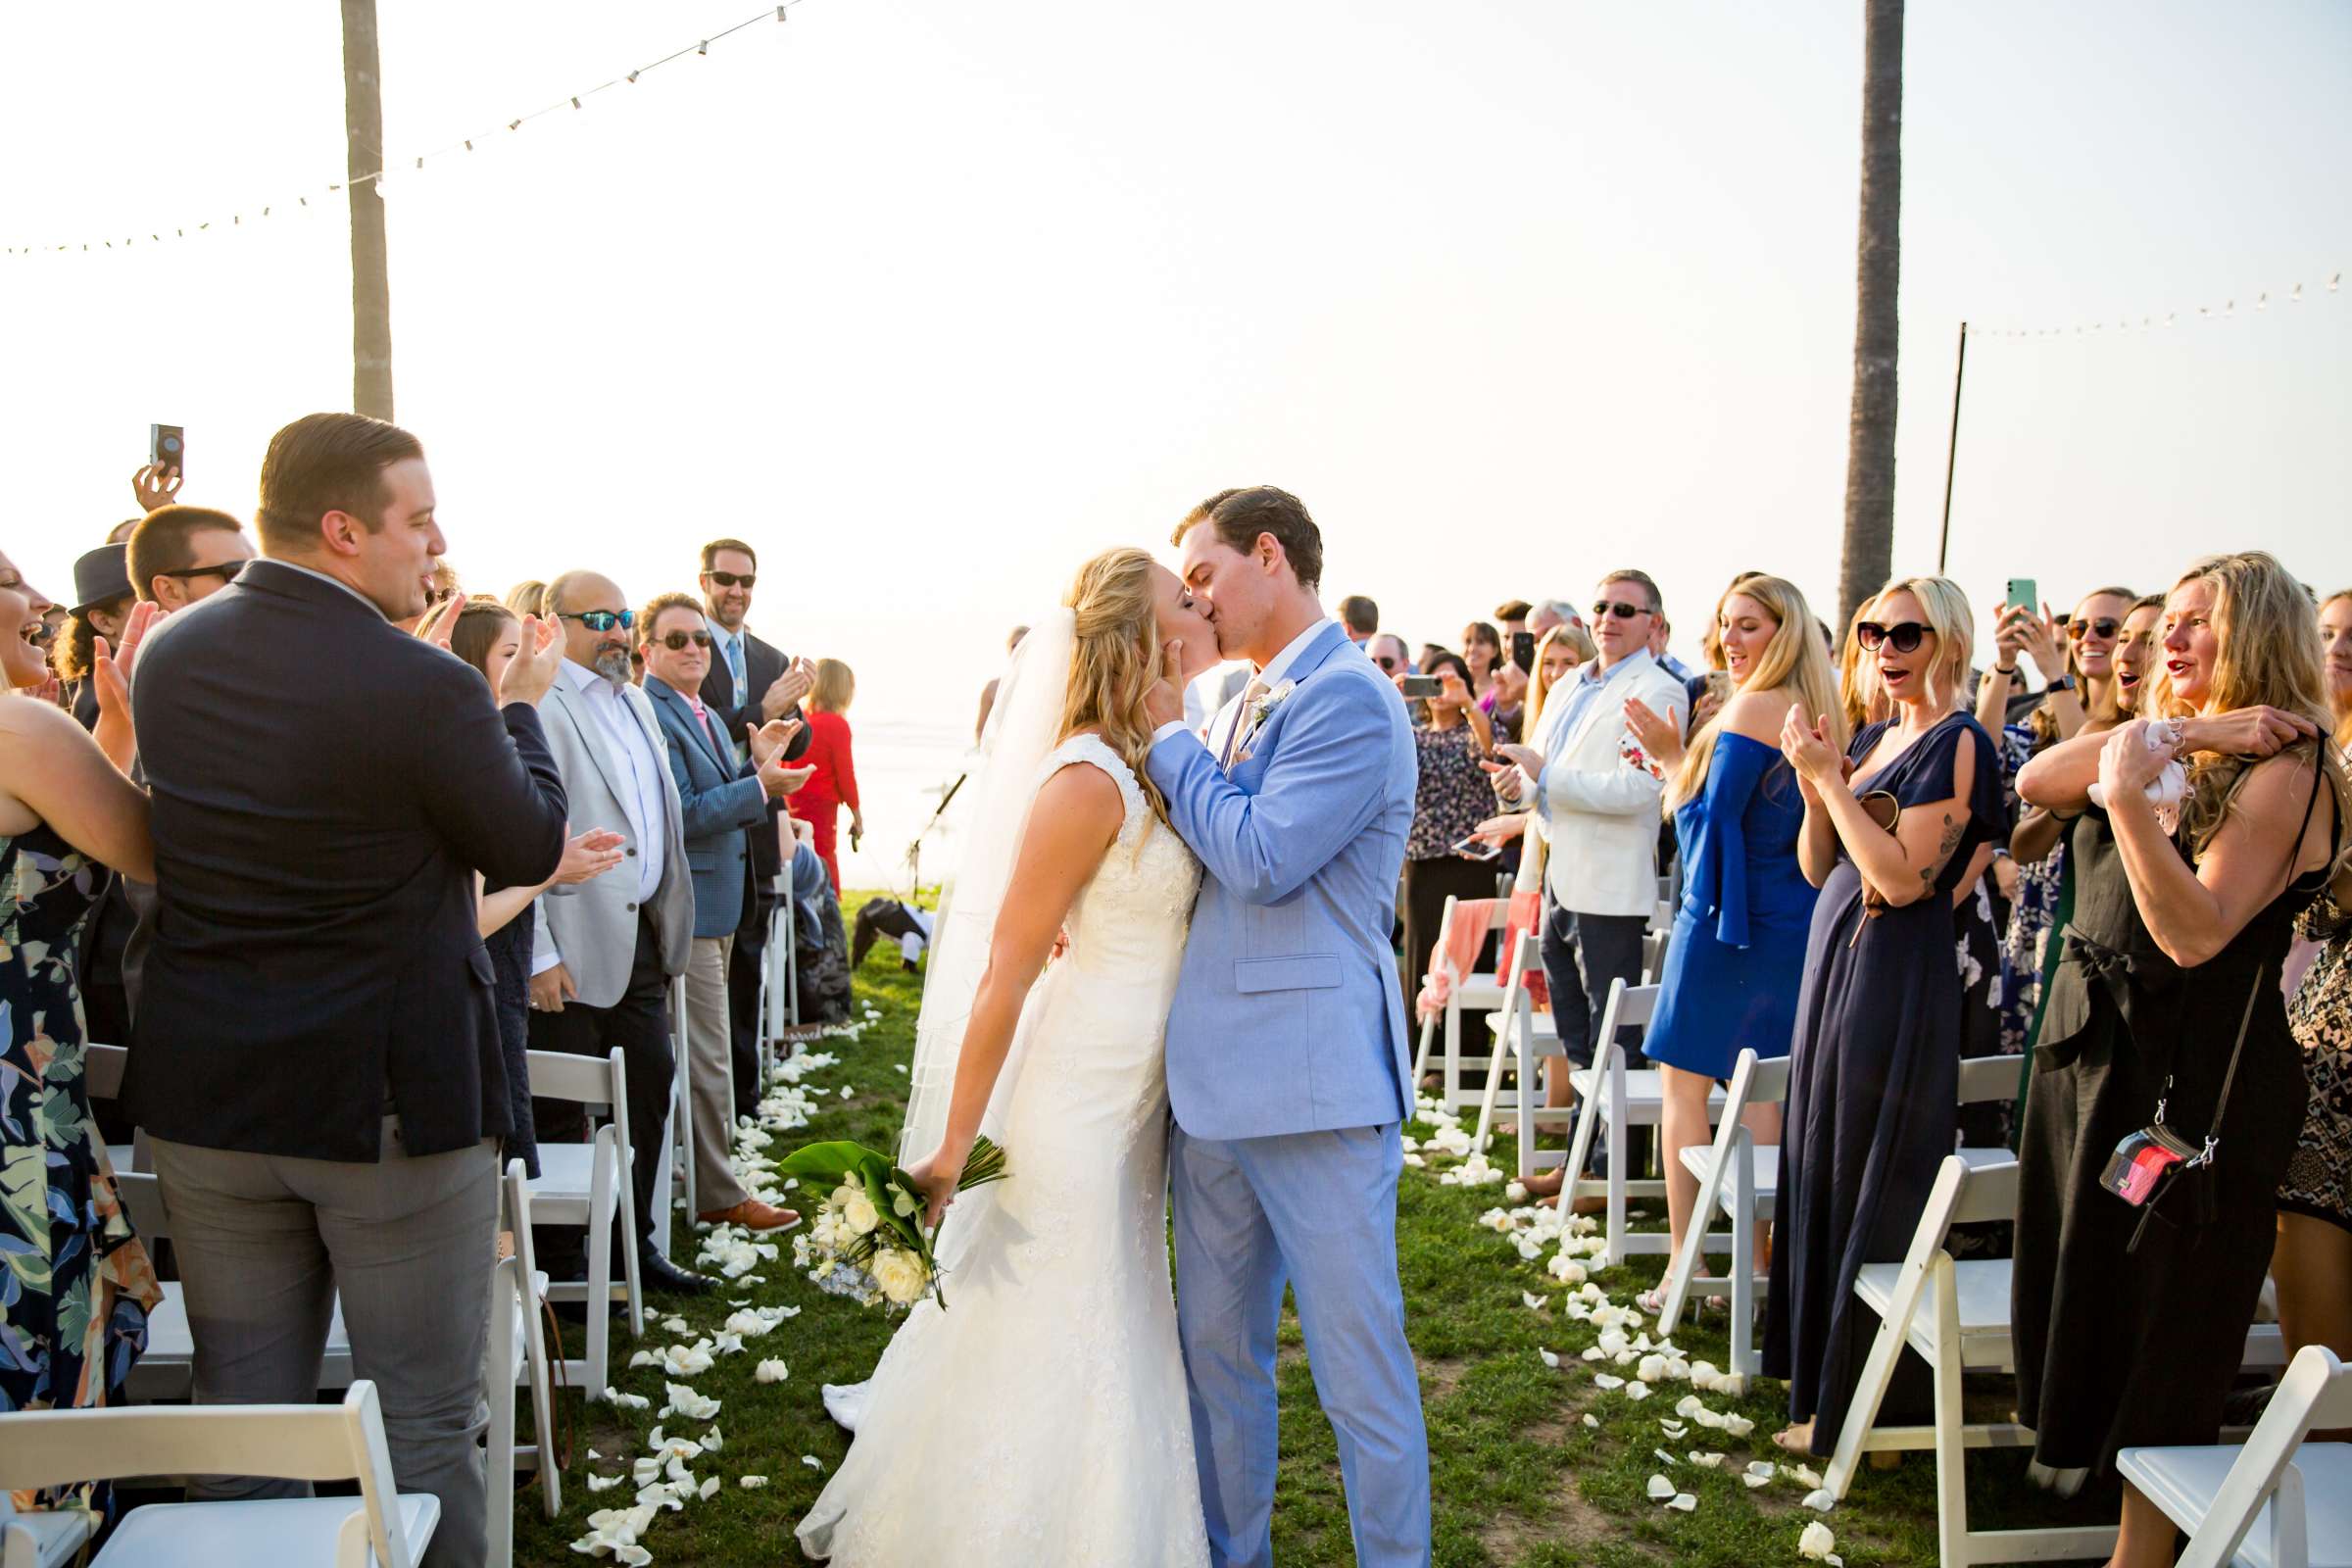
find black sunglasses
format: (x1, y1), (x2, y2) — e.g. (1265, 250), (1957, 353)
(705, 569), (757, 590)
(1371, 653), (1399, 670)
(655, 629), (713, 652)
(1592, 599), (1651, 621)
(562, 609), (634, 632)
(1855, 619), (1933, 654)
(160, 560), (246, 586)
(2068, 616), (2121, 641)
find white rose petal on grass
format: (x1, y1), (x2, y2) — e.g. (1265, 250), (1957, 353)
(1690, 1451), (1725, 1468)
(1741, 1471), (1773, 1489)
(1580, 1347), (1605, 1362)
(739, 1474), (769, 1489)
(1653, 1447), (1677, 1466)
(1802, 1488), (1837, 1512)
(1788, 1463), (1824, 1491)
(1638, 1353), (1667, 1383)
(1799, 1521), (1841, 1562)
(1521, 1292), (1545, 1310)
(1666, 1493), (1696, 1513)
(1582, 1414), (1599, 1430)
(661, 1315), (688, 1334)
(699, 1475), (721, 1501)
(603, 1387), (651, 1410)
(1645, 1475), (1675, 1500)
(1625, 1381), (1651, 1401)
(1592, 1373), (1625, 1391)
(1722, 1414), (1755, 1438)
(755, 1358), (788, 1383)
(1537, 1348), (1560, 1369)
(586, 1472), (622, 1493)
(801, 1454), (825, 1471)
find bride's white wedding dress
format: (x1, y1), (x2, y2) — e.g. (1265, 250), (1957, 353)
(796, 733), (1211, 1565)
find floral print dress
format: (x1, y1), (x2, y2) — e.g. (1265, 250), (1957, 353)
(1, 824), (160, 1509)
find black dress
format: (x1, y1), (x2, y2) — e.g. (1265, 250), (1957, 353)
(485, 891), (540, 1179)
(1763, 711), (2004, 1453)
(2012, 763), (2333, 1468)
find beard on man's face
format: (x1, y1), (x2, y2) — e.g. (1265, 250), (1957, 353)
(593, 646), (633, 687)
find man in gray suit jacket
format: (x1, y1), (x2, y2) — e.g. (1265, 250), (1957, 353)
(639, 592), (809, 1232)
(526, 570), (709, 1294)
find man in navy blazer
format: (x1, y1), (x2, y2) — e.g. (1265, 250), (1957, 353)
(698, 537), (812, 1114)
(640, 592), (808, 1231)
(128, 413), (569, 1568)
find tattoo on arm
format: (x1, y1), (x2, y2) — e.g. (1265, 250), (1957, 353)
(1921, 811), (1961, 887)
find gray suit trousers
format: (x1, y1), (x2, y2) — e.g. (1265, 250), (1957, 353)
(147, 1123), (500, 1568)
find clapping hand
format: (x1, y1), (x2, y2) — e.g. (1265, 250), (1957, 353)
(132, 463), (182, 514)
(748, 715), (803, 766)
(760, 658), (816, 721)
(760, 755), (816, 799)
(1472, 811), (1528, 848)
(497, 614), (564, 707)
(547, 824), (627, 888)
(89, 601), (161, 771)
(1779, 703), (1843, 792)
(1623, 696), (1681, 759)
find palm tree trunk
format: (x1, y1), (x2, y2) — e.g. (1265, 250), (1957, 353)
(341, 0), (394, 419)
(1838, 0), (1903, 625)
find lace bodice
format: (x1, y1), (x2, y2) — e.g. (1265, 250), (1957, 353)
(1035, 733), (1201, 982)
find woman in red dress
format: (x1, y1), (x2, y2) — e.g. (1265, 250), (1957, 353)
(792, 658), (862, 891)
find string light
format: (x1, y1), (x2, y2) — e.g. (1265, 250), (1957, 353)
(3, 1), (809, 256)
(1967, 270), (2341, 339)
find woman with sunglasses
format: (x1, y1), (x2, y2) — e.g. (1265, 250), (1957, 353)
(415, 596), (625, 1178)
(1989, 587), (2138, 1057)
(2011, 552), (2343, 1567)
(2272, 585), (2352, 1429)
(1632, 574), (1841, 1312)
(0, 547), (163, 1505)
(1763, 575), (2005, 1458)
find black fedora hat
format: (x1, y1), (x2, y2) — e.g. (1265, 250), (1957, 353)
(71, 544), (135, 615)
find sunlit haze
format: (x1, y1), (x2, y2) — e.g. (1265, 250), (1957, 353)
(8, 0), (2347, 885)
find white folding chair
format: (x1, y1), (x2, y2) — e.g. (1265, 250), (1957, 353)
(1552, 980), (1710, 1263)
(0, 1381), (438, 1568)
(1470, 929), (1565, 1163)
(1656, 1048), (1788, 1388)
(524, 1047), (643, 1398)
(0, 1493), (92, 1568)
(115, 1172), (354, 1402)
(1407, 895), (1511, 1115)
(2122, 1344), (2352, 1568)
(488, 1160), (561, 1567)
(669, 977), (698, 1222)
(1822, 1155), (2116, 1565)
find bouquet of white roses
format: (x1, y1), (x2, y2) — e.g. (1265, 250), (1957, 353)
(777, 1137), (1007, 1311)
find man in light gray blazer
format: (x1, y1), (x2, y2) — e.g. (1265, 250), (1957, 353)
(526, 570), (710, 1295)
(1145, 487), (1431, 1568)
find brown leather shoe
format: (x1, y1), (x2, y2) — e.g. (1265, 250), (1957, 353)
(698, 1200), (803, 1232)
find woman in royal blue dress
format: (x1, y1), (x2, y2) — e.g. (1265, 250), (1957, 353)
(1762, 575), (2005, 1456)
(1628, 574), (1843, 1313)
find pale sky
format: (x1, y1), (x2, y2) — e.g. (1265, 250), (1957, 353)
(6, 0), (2348, 753)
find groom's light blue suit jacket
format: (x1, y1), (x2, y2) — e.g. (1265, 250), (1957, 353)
(1148, 621), (1419, 1142)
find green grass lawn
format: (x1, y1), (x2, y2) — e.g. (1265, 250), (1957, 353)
(513, 890), (2122, 1566)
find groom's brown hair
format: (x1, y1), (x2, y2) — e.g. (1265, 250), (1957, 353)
(1172, 486), (1323, 592)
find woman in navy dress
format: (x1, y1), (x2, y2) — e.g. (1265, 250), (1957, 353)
(1762, 576), (2005, 1456)
(1631, 574), (1842, 1311)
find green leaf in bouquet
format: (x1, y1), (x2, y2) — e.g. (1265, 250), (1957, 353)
(860, 1160), (925, 1254)
(774, 1140), (871, 1187)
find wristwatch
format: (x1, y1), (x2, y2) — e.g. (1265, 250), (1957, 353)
(2046, 674), (2077, 693)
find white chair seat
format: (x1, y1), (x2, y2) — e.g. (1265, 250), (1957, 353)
(95, 1493), (441, 1567)
(1, 1505), (94, 1568)
(1854, 1257), (2016, 1369)
(1673, 1142), (2012, 1226)
(1487, 1010), (1558, 1046)
(526, 1144), (601, 1208)
(2117, 1444), (2352, 1568)
(1567, 1066), (1724, 1112)
(104, 1142), (137, 1175)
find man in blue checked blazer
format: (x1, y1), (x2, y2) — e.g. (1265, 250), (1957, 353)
(1145, 486), (1431, 1568)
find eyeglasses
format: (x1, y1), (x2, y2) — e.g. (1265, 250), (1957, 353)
(705, 570), (757, 590)
(562, 609), (634, 632)
(2067, 616), (2121, 641)
(1854, 620), (1934, 654)
(160, 561), (246, 586)
(1591, 599), (1651, 621)
(1372, 654), (1399, 670)
(655, 629), (713, 652)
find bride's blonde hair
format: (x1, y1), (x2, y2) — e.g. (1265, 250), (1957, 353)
(1058, 547), (1172, 829)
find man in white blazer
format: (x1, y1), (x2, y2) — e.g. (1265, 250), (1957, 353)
(1495, 569), (1687, 1174)
(527, 569), (708, 1295)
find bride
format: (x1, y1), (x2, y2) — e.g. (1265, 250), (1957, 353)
(796, 546), (1224, 1564)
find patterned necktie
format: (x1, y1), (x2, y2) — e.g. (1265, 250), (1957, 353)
(1222, 675), (1269, 770)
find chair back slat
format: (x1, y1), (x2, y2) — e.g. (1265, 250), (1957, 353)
(523, 1047), (625, 1107)
(116, 1170), (169, 1241)
(1945, 1152), (2018, 1230)
(84, 1043), (128, 1101)
(1596, 980), (1660, 1040)
(1957, 1054), (2027, 1105)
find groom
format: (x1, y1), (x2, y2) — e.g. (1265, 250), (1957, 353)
(1146, 487), (1431, 1568)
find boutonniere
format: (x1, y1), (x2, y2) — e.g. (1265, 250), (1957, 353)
(1231, 678), (1298, 765)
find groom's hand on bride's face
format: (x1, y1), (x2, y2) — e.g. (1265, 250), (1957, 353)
(1145, 637), (1187, 729)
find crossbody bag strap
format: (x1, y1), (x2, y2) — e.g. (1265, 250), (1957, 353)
(2184, 756), (2327, 1165)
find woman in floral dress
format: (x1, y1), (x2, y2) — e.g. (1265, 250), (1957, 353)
(0, 549), (161, 1514)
